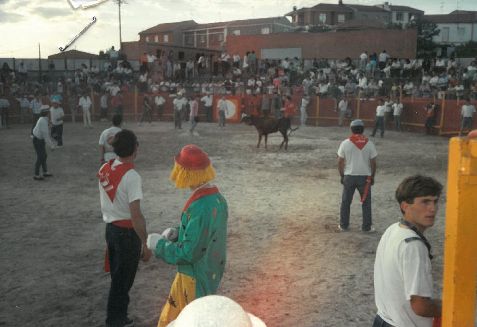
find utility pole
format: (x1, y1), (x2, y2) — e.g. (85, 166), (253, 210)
(38, 43), (42, 83)
(115, 0), (126, 51)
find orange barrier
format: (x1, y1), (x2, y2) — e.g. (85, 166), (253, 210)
(4, 92), (476, 136)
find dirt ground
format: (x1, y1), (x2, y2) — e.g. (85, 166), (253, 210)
(0, 120), (450, 327)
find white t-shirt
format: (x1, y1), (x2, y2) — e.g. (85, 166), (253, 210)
(173, 97), (188, 111)
(201, 95), (213, 107)
(393, 103), (404, 116)
(461, 104), (476, 118)
(99, 126), (121, 161)
(99, 159), (143, 223)
(374, 223), (434, 327)
(155, 95), (165, 106)
(338, 100), (348, 112)
(78, 96), (92, 111)
(337, 139), (377, 176)
(50, 107), (64, 126)
(375, 105), (386, 117)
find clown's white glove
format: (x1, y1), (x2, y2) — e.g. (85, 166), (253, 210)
(146, 233), (163, 250)
(162, 227), (178, 242)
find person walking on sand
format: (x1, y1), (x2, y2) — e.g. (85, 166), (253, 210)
(78, 91), (93, 128)
(98, 129), (152, 327)
(337, 119), (377, 232)
(146, 144), (228, 327)
(217, 96), (228, 127)
(373, 175), (443, 327)
(32, 105), (56, 180)
(189, 95), (199, 134)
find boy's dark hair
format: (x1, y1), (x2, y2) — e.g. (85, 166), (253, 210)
(351, 126), (364, 134)
(395, 175), (443, 206)
(112, 114), (122, 127)
(112, 129), (137, 158)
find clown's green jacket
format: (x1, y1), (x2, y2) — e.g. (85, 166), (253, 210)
(153, 186), (228, 297)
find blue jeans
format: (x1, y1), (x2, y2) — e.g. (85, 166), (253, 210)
(340, 175), (372, 230)
(105, 223), (141, 326)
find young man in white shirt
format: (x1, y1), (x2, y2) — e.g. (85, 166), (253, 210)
(338, 97), (348, 127)
(200, 93), (213, 123)
(98, 129), (152, 327)
(173, 94), (187, 129)
(154, 94), (165, 121)
(49, 98), (65, 146)
(32, 105), (55, 180)
(337, 119), (377, 232)
(459, 98), (476, 136)
(371, 98), (386, 138)
(99, 114), (122, 165)
(393, 98), (404, 131)
(373, 175), (442, 327)
(78, 91), (93, 128)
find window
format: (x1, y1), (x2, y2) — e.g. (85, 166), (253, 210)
(233, 30), (240, 36)
(457, 27), (465, 36)
(337, 14), (345, 23)
(218, 34), (223, 41)
(178, 52), (185, 60)
(261, 27), (270, 34)
(163, 34), (169, 43)
(396, 12), (403, 21)
(200, 35), (206, 43)
(145, 36), (149, 42)
(154, 35), (158, 43)
(185, 34), (194, 46)
(441, 27), (450, 42)
(319, 13), (326, 24)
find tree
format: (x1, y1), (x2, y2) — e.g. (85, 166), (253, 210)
(414, 18), (440, 59)
(455, 41), (477, 58)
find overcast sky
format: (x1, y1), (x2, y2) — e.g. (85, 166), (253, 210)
(0, 0), (475, 58)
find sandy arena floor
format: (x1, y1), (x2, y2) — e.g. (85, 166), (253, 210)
(0, 120), (450, 327)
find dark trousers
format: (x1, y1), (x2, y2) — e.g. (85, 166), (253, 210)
(340, 175), (372, 230)
(205, 106), (212, 122)
(105, 223), (141, 326)
(33, 137), (47, 176)
(372, 117), (385, 137)
(0, 108), (8, 128)
(51, 124), (63, 146)
(372, 315), (394, 327)
(174, 110), (182, 129)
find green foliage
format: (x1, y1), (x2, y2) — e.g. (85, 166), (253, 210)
(455, 41), (477, 58)
(415, 19), (440, 59)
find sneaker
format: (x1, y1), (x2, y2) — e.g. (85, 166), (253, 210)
(33, 176), (44, 181)
(122, 318), (134, 327)
(338, 224), (349, 232)
(43, 173), (53, 177)
(362, 227), (376, 233)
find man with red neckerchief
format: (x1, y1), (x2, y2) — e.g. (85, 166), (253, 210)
(98, 129), (152, 327)
(146, 144), (229, 327)
(337, 119), (378, 232)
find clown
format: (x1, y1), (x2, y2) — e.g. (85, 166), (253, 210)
(147, 144), (229, 327)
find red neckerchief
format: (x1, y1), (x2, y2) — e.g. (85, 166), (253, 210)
(349, 134), (369, 150)
(182, 186), (219, 212)
(97, 159), (134, 202)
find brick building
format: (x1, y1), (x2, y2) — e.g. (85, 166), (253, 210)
(226, 28), (417, 60)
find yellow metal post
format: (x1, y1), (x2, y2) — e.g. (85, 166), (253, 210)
(442, 137), (477, 327)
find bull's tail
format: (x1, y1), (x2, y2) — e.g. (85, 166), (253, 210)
(288, 126), (299, 136)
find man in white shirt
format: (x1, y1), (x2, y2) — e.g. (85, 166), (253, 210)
(49, 97), (65, 146)
(173, 94), (187, 129)
(154, 94), (165, 121)
(78, 91), (93, 128)
(371, 98), (386, 138)
(338, 97), (348, 127)
(300, 95), (310, 127)
(393, 98), (404, 131)
(97, 129), (151, 327)
(337, 119), (377, 232)
(217, 96), (228, 127)
(32, 105), (55, 180)
(459, 98), (476, 136)
(99, 114), (122, 165)
(200, 93), (213, 122)
(373, 175), (442, 327)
